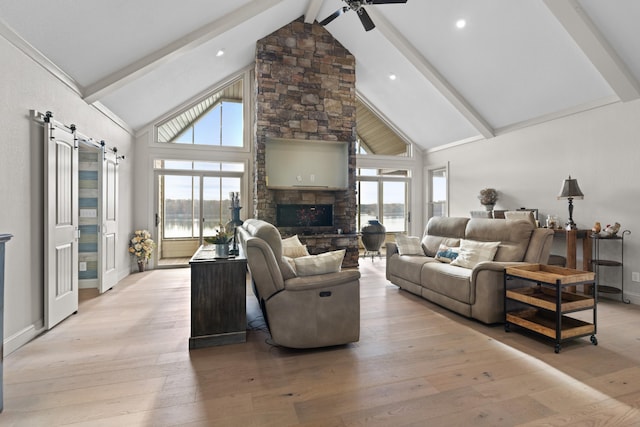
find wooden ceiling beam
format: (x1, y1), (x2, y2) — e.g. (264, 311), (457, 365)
(304, 0), (325, 24)
(83, 0), (286, 104)
(366, 8), (494, 139)
(544, 0), (640, 102)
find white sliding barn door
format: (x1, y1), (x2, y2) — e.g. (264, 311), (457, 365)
(44, 121), (79, 329)
(100, 151), (118, 293)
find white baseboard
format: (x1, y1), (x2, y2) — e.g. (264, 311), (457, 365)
(3, 321), (45, 357)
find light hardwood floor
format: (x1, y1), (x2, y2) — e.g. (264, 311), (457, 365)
(3, 259), (640, 426)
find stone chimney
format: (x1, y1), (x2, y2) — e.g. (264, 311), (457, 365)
(253, 17), (357, 240)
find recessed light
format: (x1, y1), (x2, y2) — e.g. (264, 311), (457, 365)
(389, 73), (397, 81)
(216, 49), (225, 57)
(456, 19), (466, 29)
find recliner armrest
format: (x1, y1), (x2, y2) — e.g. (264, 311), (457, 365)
(284, 270), (361, 291)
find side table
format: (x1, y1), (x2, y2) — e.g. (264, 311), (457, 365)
(504, 264), (597, 353)
(189, 245), (248, 349)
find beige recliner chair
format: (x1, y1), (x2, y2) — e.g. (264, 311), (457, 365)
(237, 219), (360, 348)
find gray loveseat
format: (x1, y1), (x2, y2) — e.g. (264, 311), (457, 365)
(386, 217), (554, 324)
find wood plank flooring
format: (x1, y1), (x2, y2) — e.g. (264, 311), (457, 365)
(3, 259), (640, 426)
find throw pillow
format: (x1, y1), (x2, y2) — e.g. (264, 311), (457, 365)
(395, 234), (424, 256)
(283, 244), (310, 258)
(293, 249), (345, 277)
(435, 243), (460, 263)
(450, 239), (500, 269)
(281, 235), (310, 258)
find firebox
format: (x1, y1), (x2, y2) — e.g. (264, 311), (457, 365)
(276, 204), (333, 227)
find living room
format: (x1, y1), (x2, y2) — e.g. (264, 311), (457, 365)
(1, 1), (640, 424)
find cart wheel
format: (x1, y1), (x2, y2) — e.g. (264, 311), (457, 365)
(590, 335), (598, 345)
(554, 344), (561, 354)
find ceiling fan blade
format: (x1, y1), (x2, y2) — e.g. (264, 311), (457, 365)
(319, 7), (347, 26)
(369, 0), (408, 4)
(357, 8), (376, 31)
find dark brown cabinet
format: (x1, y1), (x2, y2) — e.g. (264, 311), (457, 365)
(189, 246), (247, 349)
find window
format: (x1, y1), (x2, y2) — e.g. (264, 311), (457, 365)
(155, 161), (244, 239)
(427, 166), (448, 219)
(157, 79), (244, 148)
(357, 168), (409, 233)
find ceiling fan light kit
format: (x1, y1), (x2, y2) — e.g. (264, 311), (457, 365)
(320, 0), (408, 32)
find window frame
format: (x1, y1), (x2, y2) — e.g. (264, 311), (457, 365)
(426, 163), (449, 220)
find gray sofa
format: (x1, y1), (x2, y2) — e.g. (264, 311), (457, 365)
(386, 217), (554, 324)
(237, 219), (360, 348)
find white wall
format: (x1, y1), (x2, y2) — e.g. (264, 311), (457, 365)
(425, 99), (640, 303)
(0, 36), (134, 354)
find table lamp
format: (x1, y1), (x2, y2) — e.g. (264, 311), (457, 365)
(557, 175), (584, 230)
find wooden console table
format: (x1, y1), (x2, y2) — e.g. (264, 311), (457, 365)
(554, 229), (592, 271)
(189, 246), (247, 349)
(553, 229), (593, 293)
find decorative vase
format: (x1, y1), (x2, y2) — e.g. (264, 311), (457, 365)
(137, 261), (146, 272)
(214, 243), (229, 258)
(361, 219), (386, 252)
(225, 206), (244, 234)
(483, 203), (495, 212)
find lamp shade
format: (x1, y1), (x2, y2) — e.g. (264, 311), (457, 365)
(557, 175), (584, 200)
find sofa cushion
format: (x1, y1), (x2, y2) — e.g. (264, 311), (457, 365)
(421, 217), (469, 256)
(465, 218), (533, 262)
(450, 239), (500, 269)
(294, 249), (345, 277)
(435, 243), (460, 263)
(395, 234), (424, 255)
(388, 254), (436, 284)
(421, 262), (473, 304)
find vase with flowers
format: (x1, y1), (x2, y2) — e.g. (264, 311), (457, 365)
(129, 229), (155, 272)
(205, 226), (231, 258)
(478, 188), (498, 211)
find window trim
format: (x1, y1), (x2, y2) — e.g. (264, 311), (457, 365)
(426, 163), (449, 220)
(151, 69), (252, 154)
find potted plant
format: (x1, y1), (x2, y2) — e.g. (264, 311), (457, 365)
(205, 227), (231, 258)
(128, 229), (155, 272)
(478, 188), (498, 211)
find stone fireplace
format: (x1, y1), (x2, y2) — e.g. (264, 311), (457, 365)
(252, 17), (359, 266)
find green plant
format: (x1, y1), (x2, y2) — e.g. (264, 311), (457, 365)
(205, 227), (231, 244)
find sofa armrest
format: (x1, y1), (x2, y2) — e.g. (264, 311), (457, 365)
(470, 261), (536, 283)
(524, 228), (554, 263)
(386, 242), (399, 256)
(284, 269), (361, 292)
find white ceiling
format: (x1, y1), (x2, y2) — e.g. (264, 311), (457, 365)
(1, 0), (638, 151)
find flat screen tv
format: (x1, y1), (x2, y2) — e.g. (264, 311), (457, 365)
(265, 138), (348, 189)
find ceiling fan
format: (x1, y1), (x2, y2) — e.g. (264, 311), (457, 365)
(319, 0), (408, 32)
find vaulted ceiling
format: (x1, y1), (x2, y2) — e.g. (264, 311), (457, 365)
(1, 0), (638, 152)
